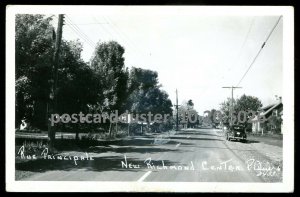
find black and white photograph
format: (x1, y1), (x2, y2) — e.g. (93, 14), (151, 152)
(5, 5), (294, 192)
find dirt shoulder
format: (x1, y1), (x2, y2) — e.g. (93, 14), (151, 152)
(221, 131), (283, 182)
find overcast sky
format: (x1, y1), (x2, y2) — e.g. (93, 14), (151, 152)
(50, 8), (282, 114)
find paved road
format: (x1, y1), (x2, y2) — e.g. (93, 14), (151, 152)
(18, 128), (280, 182)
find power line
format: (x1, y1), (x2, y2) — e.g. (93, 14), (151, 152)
(65, 22), (108, 25)
(236, 16), (282, 86)
(227, 17), (255, 73)
(64, 24), (96, 49)
(54, 14), (96, 48)
(65, 15), (97, 47)
(92, 16), (113, 41)
(102, 16), (144, 61)
(64, 22), (96, 48)
(197, 18), (255, 99)
(105, 16), (145, 58)
(64, 15), (97, 48)
(92, 15), (132, 51)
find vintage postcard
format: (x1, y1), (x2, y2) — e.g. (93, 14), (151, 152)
(6, 5), (294, 192)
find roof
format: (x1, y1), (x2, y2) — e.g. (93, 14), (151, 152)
(252, 101), (283, 121)
(259, 104), (275, 111)
(261, 102), (282, 117)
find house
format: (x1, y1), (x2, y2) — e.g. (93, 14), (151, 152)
(252, 99), (283, 134)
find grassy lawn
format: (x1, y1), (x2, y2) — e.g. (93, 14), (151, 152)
(16, 131), (88, 139)
(247, 133), (282, 147)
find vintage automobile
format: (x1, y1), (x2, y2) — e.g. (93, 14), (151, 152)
(225, 124), (247, 142)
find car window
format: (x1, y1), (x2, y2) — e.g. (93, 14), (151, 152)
(232, 126), (245, 131)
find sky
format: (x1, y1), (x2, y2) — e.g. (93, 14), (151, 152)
(49, 8), (282, 114)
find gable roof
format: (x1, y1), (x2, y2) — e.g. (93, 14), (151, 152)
(261, 101), (283, 117)
(259, 104), (275, 111)
(251, 101), (282, 122)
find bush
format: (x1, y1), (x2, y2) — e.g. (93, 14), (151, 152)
(17, 140), (48, 156)
(115, 130), (128, 138)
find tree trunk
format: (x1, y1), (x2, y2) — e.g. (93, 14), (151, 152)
(48, 125), (56, 152)
(108, 122), (112, 138)
(147, 121), (150, 133)
(75, 126), (79, 141)
(128, 124), (130, 136)
(115, 122), (118, 138)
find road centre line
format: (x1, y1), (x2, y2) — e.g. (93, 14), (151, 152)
(137, 171), (152, 182)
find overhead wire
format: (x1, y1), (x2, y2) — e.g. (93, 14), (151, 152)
(236, 16), (282, 86)
(64, 15), (97, 48)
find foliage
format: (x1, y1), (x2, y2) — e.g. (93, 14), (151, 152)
(266, 115), (282, 134)
(178, 100), (199, 128)
(220, 94), (262, 125)
(127, 67), (173, 118)
(15, 14), (54, 128)
(235, 94), (262, 113)
(15, 14), (175, 141)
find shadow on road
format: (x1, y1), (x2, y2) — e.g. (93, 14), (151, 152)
(87, 146), (186, 154)
(169, 136), (223, 141)
(223, 139), (259, 144)
(16, 136), (189, 175)
(176, 131), (219, 137)
(244, 139), (260, 144)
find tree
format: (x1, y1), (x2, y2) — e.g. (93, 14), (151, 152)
(90, 41), (129, 137)
(235, 94), (262, 113)
(15, 14), (55, 129)
(178, 100), (199, 128)
(220, 94), (262, 127)
(187, 99), (194, 109)
(219, 97), (237, 125)
(15, 14), (98, 142)
(127, 67), (173, 133)
(55, 40), (98, 140)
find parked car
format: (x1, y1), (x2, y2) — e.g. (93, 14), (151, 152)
(226, 124), (247, 142)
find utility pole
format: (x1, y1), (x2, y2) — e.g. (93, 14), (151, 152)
(222, 86), (242, 126)
(174, 89), (180, 131)
(48, 14), (64, 151)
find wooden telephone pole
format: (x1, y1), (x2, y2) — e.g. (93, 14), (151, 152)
(222, 86), (242, 126)
(174, 89), (180, 131)
(48, 14), (64, 150)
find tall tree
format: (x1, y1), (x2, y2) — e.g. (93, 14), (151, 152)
(127, 67), (173, 133)
(90, 41), (129, 137)
(55, 40), (98, 139)
(15, 14), (55, 129)
(15, 14), (97, 141)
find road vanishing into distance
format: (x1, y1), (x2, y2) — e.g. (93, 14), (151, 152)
(17, 128), (282, 182)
